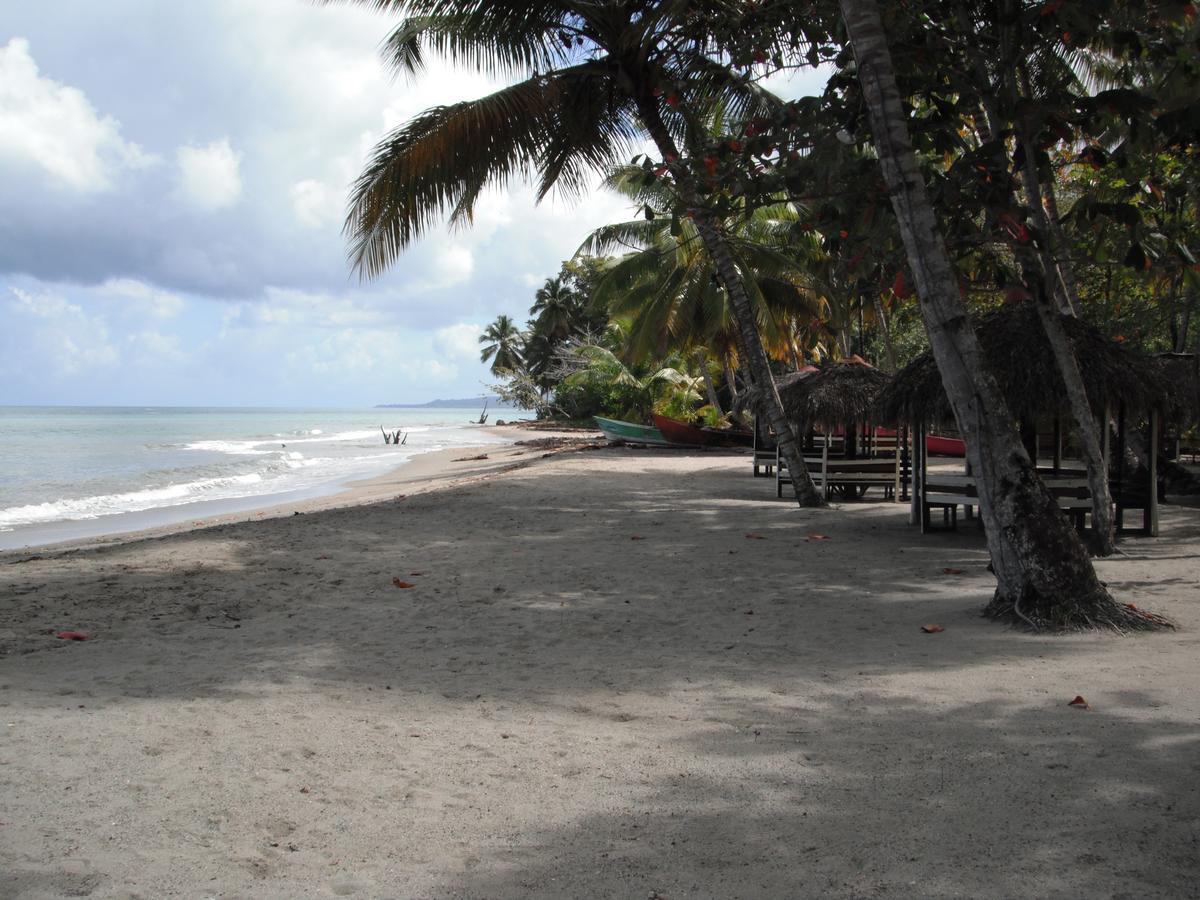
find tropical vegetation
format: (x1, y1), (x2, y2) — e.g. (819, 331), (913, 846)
(332, 0), (1198, 630)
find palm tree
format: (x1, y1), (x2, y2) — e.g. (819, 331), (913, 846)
(837, 0), (1155, 630)
(530, 276), (579, 342)
(332, 0), (822, 506)
(478, 314), (523, 375)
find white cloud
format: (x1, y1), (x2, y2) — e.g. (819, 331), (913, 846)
(290, 178), (344, 229)
(97, 278), (185, 318)
(6, 286), (119, 375)
(433, 322), (482, 361)
(176, 138), (242, 211)
(0, 37), (154, 191)
(127, 330), (186, 363)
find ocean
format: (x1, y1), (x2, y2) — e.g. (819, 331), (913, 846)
(0, 406), (530, 550)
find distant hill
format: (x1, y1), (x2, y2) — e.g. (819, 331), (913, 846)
(375, 395), (518, 409)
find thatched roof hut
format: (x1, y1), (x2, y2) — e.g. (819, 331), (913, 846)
(779, 357), (891, 426)
(875, 303), (1168, 425)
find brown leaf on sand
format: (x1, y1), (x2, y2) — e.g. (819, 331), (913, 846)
(807, 533), (830, 541)
(1068, 695), (1091, 710)
(920, 624), (945, 634)
(942, 567), (963, 575)
(56, 631), (89, 641)
(630, 535), (645, 541)
(744, 532), (766, 540)
(392, 579), (415, 589)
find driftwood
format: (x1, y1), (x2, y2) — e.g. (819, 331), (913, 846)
(380, 425), (405, 445)
(476, 401), (489, 425)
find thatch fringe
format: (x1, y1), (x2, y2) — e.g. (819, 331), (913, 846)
(778, 359), (890, 427)
(875, 303), (1168, 425)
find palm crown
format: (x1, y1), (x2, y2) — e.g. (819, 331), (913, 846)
(333, 0), (779, 279)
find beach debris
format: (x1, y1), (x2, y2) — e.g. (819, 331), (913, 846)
(56, 631), (89, 641)
(806, 533), (830, 541)
(630, 535), (645, 540)
(452, 453), (489, 461)
(942, 567), (964, 575)
(392, 578), (415, 589)
(920, 624), (945, 633)
(380, 425), (404, 445)
(408, 571), (424, 576)
(299, 786), (311, 794)
(1068, 695), (1091, 710)
(744, 532), (766, 540)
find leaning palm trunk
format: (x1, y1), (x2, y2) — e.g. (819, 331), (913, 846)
(634, 98), (823, 507)
(1014, 123), (1115, 555)
(838, 0), (1157, 629)
(962, 40), (1116, 555)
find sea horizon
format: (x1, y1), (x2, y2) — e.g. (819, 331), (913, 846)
(0, 404), (532, 550)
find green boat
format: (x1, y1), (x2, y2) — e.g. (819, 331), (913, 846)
(593, 416), (676, 447)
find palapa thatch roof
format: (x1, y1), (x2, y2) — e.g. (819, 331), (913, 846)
(779, 357), (891, 426)
(1157, 353), (1200, 425)
(875, 303), (1168, 425)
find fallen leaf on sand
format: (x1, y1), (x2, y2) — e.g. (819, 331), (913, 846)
(920, 624), (945, 634)
(408, 571), (424, 576)
(807, 533), (830, 541)
(56, 631), (89, 641)
(745, 532), (766, 540)
(942, 567), (963, 575)
(630, 535), (645, 541)
(392, 579), (415, 589)
(1068, 695), (1091, 710)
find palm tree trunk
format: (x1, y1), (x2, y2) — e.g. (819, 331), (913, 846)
(838, 0), (1149, 628)
(633, 96), (823, 507)
(1014, 125), (1116, 555)
(873, 297), (898, 372)
(695, 349), (724, 414)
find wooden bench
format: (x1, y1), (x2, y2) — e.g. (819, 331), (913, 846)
(919, 473), (1092, 533)
(777, 446), (904, 501)
(752, 428), (776, 477)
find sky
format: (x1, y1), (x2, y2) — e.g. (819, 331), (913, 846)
(0, 1), (826, 407)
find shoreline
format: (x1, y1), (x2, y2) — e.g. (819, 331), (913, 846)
(0, 422), (597, 557)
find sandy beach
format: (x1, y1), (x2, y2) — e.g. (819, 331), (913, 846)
(2, 443), (1199, 898)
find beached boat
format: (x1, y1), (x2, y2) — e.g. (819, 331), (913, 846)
(926, 433), (967, 456)
(651, 414), (753, 448)
(593, 416), (675, 447)
(874, 427), (967, 457)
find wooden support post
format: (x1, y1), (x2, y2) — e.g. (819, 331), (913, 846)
(1115, 404), (1127, 533)
(912, 422), (925, 529)
(1052, 416), (1063, 474)
(1149, 408), (1160, 537)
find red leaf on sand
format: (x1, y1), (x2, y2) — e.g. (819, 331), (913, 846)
(1068, 695), (1090, 709)
(744, 532), (766, 540)
(920, 624), (945, 633)
(630, 535), (645, 541)
(807, 533), (830, 541)
(56, 631), (89, 641)
(392, 579), (414, 589)
(942, 567), (963, 575)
